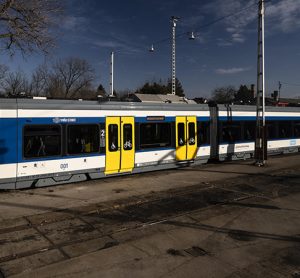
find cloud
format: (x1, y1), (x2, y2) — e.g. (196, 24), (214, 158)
(202, 0), (257, 44)
(181, 15), (205, 28)
(93, 39), (142, 54)
(61, 16), (89, 31)
(203, 0), (300, 45)
(231, 33), (245, 43)
(217, 38), (233, 46)
(215, 67), (250, 75)
(266, 0), (300, 33)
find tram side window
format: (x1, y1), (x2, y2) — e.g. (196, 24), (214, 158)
(24, 125), (61, 158)
(177, 123), (185, 146)
(244, 121), (256, 141)
(188, 122), (196, 145)
(123, 124), (133, 150)
(197, 121), (210, 146)
(266, 121), (276, 139)
(294, 121), (300, 138)
(140, 123), (171, 149)
(67, 125), (99, 155)
(278, 121), (292, 139)
(221, 122), (242, 143)
(108, 124), (118, 152)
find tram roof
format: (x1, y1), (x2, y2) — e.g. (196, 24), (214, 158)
(0, 98), (300, 113)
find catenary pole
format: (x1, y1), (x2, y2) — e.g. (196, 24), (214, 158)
(171, 16), (179, 95)
(110, 51), (114, 97)
(255, 0), (267, 166)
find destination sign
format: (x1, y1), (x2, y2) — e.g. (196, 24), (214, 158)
(146, 116), (165, 121)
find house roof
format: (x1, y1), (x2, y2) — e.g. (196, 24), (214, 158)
(134, 93), (196, 104)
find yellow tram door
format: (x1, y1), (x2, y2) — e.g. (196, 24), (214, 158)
(186, 116), (197, 160)
(120, 117), (135, 173)
(175, 116), (197, 161)
(105, 117), (121, 175)
(176, 116), (187, 161)
(105, 116), (135, 175)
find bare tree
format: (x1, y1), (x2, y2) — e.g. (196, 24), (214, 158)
(50, 57), (94, 99)
(30, 63), (49, 96)
(211, 86), (236, 104)
(0, 64), (8, 79)
(0, 64), (8, 96)
(3, 70), (29, 97)
(0, 0), (63, 55)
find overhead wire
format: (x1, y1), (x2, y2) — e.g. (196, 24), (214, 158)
(280, 82), (300, 87)
(150, 1), (259, 47)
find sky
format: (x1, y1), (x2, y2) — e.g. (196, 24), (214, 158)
(1, 0), (300, 98)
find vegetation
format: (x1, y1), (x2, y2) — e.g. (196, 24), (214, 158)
(0, 0), (63, 55)
(235, 85), (255, 104)
(211, 85), (255, 104)
(211, 86), (236, 104)
(0, 58), (104, 99)
(136, 78), (184, 97)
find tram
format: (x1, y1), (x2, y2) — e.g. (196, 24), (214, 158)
(0, 98), (299, 189)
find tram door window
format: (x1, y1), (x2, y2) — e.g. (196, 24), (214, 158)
(105, 117), (135, 175)
(175, 116), (197, 161)
(123, 124), (133, 150)
(108, 124), (118, 152)
(177, 123), (185, 146)
(188, 123), (196, 145)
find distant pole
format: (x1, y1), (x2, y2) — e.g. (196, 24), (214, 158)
(110, 51), (114, 97)
(278, 81), (282, 100)
(171, 16), (179, 95)
(255, 0), (267, 166)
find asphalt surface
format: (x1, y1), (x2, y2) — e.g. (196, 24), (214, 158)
(0, 154), (300, 278)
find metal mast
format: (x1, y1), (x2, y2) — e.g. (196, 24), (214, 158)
(171, 16), (179, 95)
(255, 0), (267, 166)
(109, 51), (114, 97)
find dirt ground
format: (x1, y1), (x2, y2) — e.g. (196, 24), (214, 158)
(0, 154), (300, 278)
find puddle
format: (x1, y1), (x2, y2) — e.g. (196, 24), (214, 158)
(228, 230), (256, 242)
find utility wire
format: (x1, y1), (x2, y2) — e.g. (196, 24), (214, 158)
(281, 82), (300, 87)
(151, 1), (258, 46)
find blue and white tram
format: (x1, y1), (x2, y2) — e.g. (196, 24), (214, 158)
(0, 98), (299, 189)
(217, 105), (300, 161)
